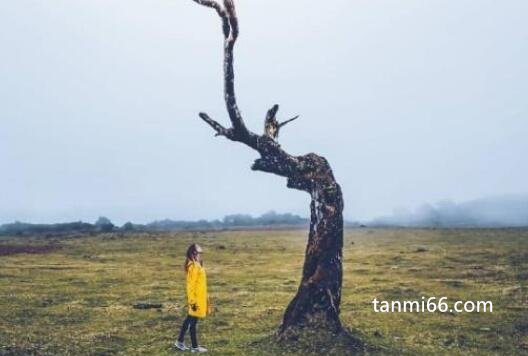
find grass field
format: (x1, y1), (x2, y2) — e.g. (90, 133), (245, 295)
(0, 228), (527, 356)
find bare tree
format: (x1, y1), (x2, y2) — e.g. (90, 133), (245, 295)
(191, 0), (346, 338)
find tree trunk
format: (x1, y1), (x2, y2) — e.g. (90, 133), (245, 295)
(280, 176), (344, 336)
(189, 0), (346, 338)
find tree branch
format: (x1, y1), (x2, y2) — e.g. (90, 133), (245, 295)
(279, 115), (300, 128)
(198, 112), (234, 138)
(192, 0), (227, 25)
(191, 0), (316, 189)
(266, 105), (279, 119)
(193, 0), (247, 137)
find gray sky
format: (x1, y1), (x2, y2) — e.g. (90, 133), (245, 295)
(1, 0), (527, 225)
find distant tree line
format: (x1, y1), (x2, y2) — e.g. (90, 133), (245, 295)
(0, 211), (310, 237)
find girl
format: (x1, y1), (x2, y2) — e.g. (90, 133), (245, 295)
(174, 244), (208, 353)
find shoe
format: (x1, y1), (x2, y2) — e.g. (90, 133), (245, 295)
(191, 346), (208, 353)
(174, 340), (188, 351)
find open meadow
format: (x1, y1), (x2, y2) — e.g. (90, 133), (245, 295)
(0, 228), (527, 356)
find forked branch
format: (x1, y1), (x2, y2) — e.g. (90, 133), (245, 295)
(192, 0), (247, 137)
(192, 0), (306, 180)
(191, 0), (337, 195)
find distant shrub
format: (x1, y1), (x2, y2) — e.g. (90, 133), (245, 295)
(95, 216), (115, 233)
(121, 222), (135, 231)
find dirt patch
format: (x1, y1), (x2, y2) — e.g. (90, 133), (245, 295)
(0, 345), (55, 356)
(0, 244), (61, 256)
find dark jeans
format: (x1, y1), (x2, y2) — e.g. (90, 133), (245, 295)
(178, 315), (199, 348)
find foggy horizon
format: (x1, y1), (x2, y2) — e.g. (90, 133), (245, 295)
(2, 193), (527, 228)
(2, 1), (527, 226)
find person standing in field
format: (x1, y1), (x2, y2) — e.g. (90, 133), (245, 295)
(174, 244), (209, 353)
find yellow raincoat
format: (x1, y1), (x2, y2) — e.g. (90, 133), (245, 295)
(186, 261), (208, 318)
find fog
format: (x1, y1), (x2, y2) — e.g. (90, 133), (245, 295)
(371, 194), (528, 227)
(1, 0), (527, 225)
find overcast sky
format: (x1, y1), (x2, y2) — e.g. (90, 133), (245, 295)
(1, 0), (527, 225)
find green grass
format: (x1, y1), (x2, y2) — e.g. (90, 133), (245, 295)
(0, 228), (527, 355)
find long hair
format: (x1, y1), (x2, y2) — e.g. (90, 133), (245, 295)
(184, 243), (202, 271)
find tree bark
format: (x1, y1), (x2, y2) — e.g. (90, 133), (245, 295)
(190, 0), (345, 337)
(279, 169), (344, 336)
